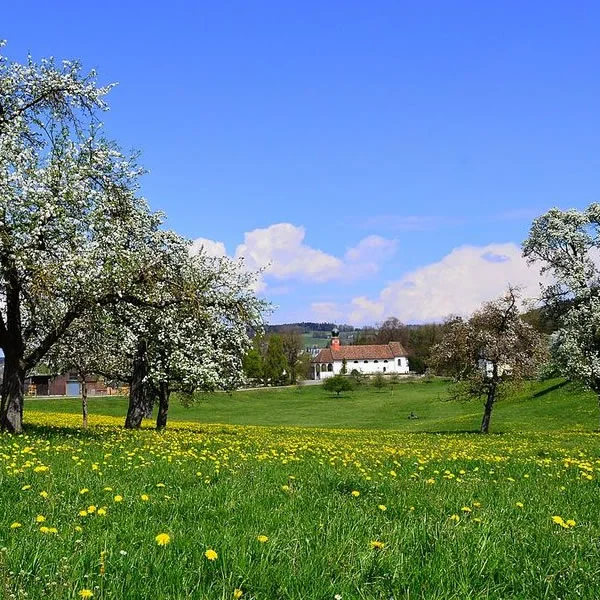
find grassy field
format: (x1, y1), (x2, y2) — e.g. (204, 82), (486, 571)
(25, 377), (599, 432)
(0, 379), (598, 599)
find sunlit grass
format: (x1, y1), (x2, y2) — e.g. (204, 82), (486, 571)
(0, 408), (598, 598)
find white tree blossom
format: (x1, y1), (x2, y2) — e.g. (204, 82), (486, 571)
(523, 204), (600, 428)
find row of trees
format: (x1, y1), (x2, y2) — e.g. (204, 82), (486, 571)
(0, 44), (266, 432)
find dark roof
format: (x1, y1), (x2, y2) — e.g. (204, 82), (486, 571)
(312, 342), (408, 363)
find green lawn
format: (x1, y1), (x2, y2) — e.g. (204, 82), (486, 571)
(25, 378), (599, 433)
(3, 378), (599, 599)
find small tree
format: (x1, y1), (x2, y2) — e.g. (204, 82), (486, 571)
(429, 288), (547, 433)
(371, 372), (387, 391)
(322, 375), (354, 397)
(281, 328), (303, 384)
(263, 334), (288, 386)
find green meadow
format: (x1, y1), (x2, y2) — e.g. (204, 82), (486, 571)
(0, 378), (597, 599)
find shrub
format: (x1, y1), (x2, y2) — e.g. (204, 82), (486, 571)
(322, 375), (354, 397)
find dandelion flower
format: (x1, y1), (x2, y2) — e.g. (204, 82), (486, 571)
(281, 485), (290, 492)
(378, 504), (387, 511)
(21, 485), (31, 491)
(449, 514), (460, 522)
(140, 494), (149, 501)
(79, 590), (94, 598)
(369, 540), (385, 549)
(39, 491), (49, 499)
(155, 533), (171, 546)
(35, 515), (45, 523)
(79, 488), (89, 495)
(113, 495), (123, 503)
(204, 548), (218, 561)
(461, 506), (472, 513)
(516, 502), (524, 508)
(87, 505), (96, 514)
(233, 590), (243, 599)
(351, 490), (360, 497)
(10, 522), (21, 529)
(256, 535), (269, 543)
(566, 519), (576, 527)
(97, 508), (107, 516)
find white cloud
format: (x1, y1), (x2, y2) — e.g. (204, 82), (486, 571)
(191, 224), (397, 291)
(310, 302), (344, 321)
(189, 237), (227, 258)
(320, 243), (547, 325)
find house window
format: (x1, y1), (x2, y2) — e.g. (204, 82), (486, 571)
(383, 367), (386, 373)
(364, 360), (368, 363)
(321, 364), (326, 372)
(328, 363), (333, 372)
(353, 360), (359, 364)
(383, 360), (388, 363)
(373, 360), (378, 363)
(397, 359), (402, 366)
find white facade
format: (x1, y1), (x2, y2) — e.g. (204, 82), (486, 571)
(311, 337), (411, 380)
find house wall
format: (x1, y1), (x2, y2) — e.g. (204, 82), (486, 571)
(312, 357), (410, 379)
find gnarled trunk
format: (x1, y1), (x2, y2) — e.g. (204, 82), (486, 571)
(125, 339), (149, 429)
(156, 381), (170, 430)
(0, 353), (25, 433)
(480, 380), (497, 434)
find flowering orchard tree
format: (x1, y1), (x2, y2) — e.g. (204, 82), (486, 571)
(122, 250), (267, 430)
(429, 288), (547, 433)
(0, 44), (169, 432)
(523, 204), (600, 428)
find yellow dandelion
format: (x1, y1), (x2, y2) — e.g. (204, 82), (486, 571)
(75, 526), (83, 532)
(156, 483), (166, 488)
(97, 508), (107, 516)
(378, 504), (387, 511)
(516, 502), (524, 508)
(281, 484), (290, 492)
(369, 540), (385, 549)
(78, 510), (88, 517)
(566, 519), (576, 527)
(256, 534), (269, 543)
(33, 465), (48, 473)
(79, 590), (93, 598)
(155, 533), (171, 546)
(79, 488), (89, 495)
(233, 589), (243, 599)
(113, 495), (123, 503)
(204, 548), (218, 561)
(351, 490), (360, 497)
(472, 501), (481, 508)
(39, 491), (49, 499)
(21, 485), (32, 491)
(35, 515), (46, 523)
(461, 506), (472, 513)
(87, 505), (97, 514)
(10, 522), (22, 529)
(140, 494), (149, 501)
(449, 514), (460, 522)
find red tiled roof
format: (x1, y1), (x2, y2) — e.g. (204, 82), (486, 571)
(312, 343), (408, 363)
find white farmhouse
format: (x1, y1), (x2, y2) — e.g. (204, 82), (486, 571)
(311, 328), (410, 379)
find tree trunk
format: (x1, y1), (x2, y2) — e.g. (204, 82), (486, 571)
(125, 339), (149, 429)
(81, 378), (88, 429)
(156, 381), (170, 430)
(0, 353), (25, 433)
(480, 381), (497, 434)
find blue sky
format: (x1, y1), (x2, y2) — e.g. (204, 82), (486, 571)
(4, 1), (600, 324)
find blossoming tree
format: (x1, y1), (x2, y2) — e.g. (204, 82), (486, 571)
(0, 43), (175, 432)
(429, 288), (547, 433)
(523, 204), (600, 429)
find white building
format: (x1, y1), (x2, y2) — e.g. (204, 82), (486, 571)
(311, 328), (410, 379)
